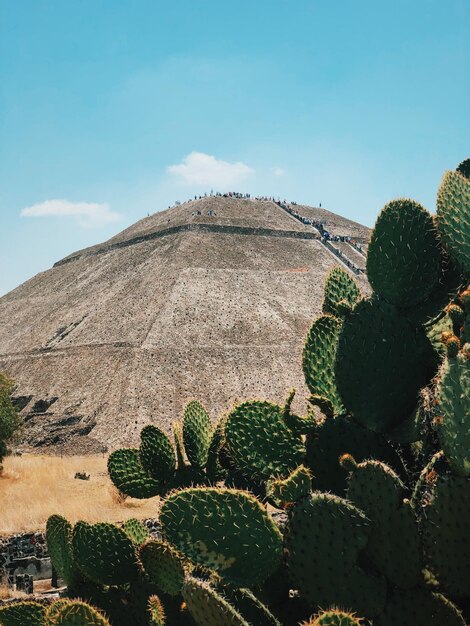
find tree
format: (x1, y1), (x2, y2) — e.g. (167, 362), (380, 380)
(0, 372), (22, 466)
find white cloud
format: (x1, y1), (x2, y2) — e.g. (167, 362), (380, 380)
(272, 167), (285, 177)
(167, 152), (254, 188)
(20, 199), (120, 229)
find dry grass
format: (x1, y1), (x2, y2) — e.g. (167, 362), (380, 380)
(0, 455), (160, 535)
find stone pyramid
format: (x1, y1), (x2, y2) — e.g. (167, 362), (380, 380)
(0, 196), (369, 453)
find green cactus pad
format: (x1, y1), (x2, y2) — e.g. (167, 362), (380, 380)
(323, 267), (361, 318)
(367, 199), (441, 307)
(303, 315), (344, 414)
(46, 514), (79, 587)
(217, 585), (282, 626)
(376, 588), (466, 626)
(72, 521), (140, 586)
(305, 414), (403, 496)
(285, 492), (386, 617)
(183, 400), (212, 468)
(173, 421), (186, 469)
(122, 518), (149, 546)
(343, 458), (421, 588)
(107, 448), (162, 499)
(304, 609), (364, 625)
(414, 457), (470, 597)
(160, 487), (283, 586)
(182, 577), (249, 626)
(0, 602), (46, 626)
(206, 417), (229, 483)
(148, 595), (165, 626)
(140, 540), (186, 596)
(267, 465), (312, 507)
(335, 298), (428, 432)
(434, 352), (470, 476)
(224, 400), (305, 482)
(437, 169), (470, 275)
(140, 425), (176, 482)
(46, 600), (111, 626)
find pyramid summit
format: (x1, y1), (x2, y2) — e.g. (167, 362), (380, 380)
(0, 195), (370, 453)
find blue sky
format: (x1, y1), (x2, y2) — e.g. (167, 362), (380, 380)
(1, 1), (469, 295)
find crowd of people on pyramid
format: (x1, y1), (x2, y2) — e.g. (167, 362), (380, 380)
(160, 191), (364, 273)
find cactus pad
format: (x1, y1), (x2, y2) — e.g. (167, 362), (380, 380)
(323, 267), (361, 317)
(183, 400), (212, 468)
(437, 169), (470, 274)
(182, 577), (249, 626)
(206, 418), (228, 483)
(335, 298), (428, 431)
(224, 400), (305, 482)
(122, 518), (149, 546)
(305, 414), (403, 496)
(0, 602), (46, 626)
(160, 487), (283, 586)
(72, 521), (140, 586)
(140, 540), (186, 596)
(343, 458), (421, 588)
(303, 315), (344, 414)
(434, 352), (470, 476)
(267, 465), (312, 507)
(367, 199), (441, 307)
(303, 609), (364, 625)
(46, 600), (111, 625)
(46, 514), (78, 587)
(140, 425), (176, 482)
(107, 448), (161, 499)
(415, 458), (470, 597)
(148, 596), (165, 626)
(285, 492), (386, 617)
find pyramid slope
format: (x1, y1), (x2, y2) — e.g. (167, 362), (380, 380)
(0, 198), (370, 453)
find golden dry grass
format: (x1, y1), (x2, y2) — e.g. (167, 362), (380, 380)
(0, 455), (160, 535)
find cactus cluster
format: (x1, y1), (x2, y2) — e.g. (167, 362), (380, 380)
(9, 159), (467, 626)
(107, 401), (215, 499)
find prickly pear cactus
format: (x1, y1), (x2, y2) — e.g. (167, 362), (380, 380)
(335, 298), (428, 432)
(303, 315), (344, 414)
(0, 602), (46, 626)
(285, 492), (386, 618)
(72, 521), (140, 586)
(305, 414), (402, 496)
(183, 401), (212, 469)
(412, 454), (470, 598)
(322, 267), (360, 317)
(148, 595), (166, 626)
(433, 350), (470, 476)
(437, 168), (470, 274)
(367, 199), (441, 307)
(224, 400), (305, 482)
(341, 456), (421, 588)
(46, 599), (111, 625)
(215, 585), (281, 626)
(303, 609), (364, 625)
(140, 540), (186, 596)
(182, 577), (249, 626)
(160, 487), (283, 586)
(140, 424), (176, 482)
(46, 514), (79, 588)
(121, 518), (149, 546)
(266, 465), (312, 508)
(107, 448), (162, 499)
(206, 417), (228, 483)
